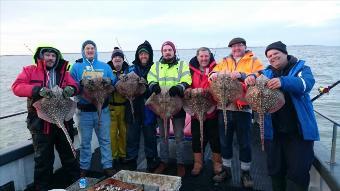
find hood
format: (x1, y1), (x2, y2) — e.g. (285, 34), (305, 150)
(33, 46), (65, 71)
(189, 52), (216, 74)
(132, 40), (154, 68)
(81, 40), (98, 63)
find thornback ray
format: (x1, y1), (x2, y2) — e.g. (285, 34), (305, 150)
(81, 77), (114, 127)
(145, 87), (183, 143)
(183, 88), (215, 155)
(33, 86), (77, 158)
(115, 72), (146, 122)
(245, 74), (285, 151)
(209, 73), (243, 135)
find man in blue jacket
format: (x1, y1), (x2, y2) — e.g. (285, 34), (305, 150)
(245, 41), (319, 191)
(71, 40), (117, 177)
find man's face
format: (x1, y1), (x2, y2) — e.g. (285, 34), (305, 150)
(138, 52), (150, 66)
(231, 43), (246, 58)
(162, 45), (175, 60)
(197, 50), (210, 68)
(43, 52), (57, 68)
(112, 56), (123, 71)
(84, 44), (95, 60)
(266, 49), (288, 70)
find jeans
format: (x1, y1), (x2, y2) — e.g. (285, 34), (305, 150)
(157, 117), (185, 164)
(78, 107), (113, 170)
(218, 110), (252, 165)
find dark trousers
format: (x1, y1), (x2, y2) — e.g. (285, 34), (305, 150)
(218, 110), (252, 163)
(265, 134), (314, 188)
(126, 121), (158, 160)
(32, 126), (79, 191)
(191, 117), (220, 153)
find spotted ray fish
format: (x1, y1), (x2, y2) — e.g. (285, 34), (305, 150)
(145, 87), (183, 143)
(209, 73), (243, 134)
(183, 88), (214, 155)
(33, 86), (77, 158)
(245, 74), (285, 150)
(81, 77), (115, 127)
(115, 72), (146, 122)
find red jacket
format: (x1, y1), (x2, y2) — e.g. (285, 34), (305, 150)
(12, 59), (78, 97)
(189, 56), (217, 119)
(12, 58), (78, 134)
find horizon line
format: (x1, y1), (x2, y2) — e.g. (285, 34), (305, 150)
(1, 44), (338, 56)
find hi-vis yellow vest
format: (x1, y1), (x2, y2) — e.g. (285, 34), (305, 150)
(147, 60), (192, 87)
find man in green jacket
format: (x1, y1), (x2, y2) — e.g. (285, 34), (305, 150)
(147, 41), (191, 177)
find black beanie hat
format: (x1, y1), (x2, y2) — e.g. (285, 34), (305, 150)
(228, 37), (246, 47)
(111, 47), (125, 59)
(82, 40), (96, 50)
(265, 41), (288, 57)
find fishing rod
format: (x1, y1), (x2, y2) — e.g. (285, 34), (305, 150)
(23, 43), (34, 54)
(311, 80), (340, 102)
(114, 37), (130, 64)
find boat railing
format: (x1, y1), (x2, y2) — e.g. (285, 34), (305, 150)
(313, 109), (339, 165)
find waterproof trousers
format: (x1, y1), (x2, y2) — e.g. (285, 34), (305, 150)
(191, 117), (220, 153)
(157, 117), (185, 164)
(109, 105), (127, 159)
(265, 133), (314, 190)
(218, 110), (252, 170)
(32, 125), (79, 191)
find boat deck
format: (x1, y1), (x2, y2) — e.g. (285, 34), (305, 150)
(25, 125), (272, 191)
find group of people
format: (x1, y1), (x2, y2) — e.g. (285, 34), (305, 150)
(12, 37), (319, 191)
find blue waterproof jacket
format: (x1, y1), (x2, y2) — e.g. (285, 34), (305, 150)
(262, 60), (319, 141)
(70, 42), (117, 105)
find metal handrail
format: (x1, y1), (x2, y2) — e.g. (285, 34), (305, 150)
(314, 109), (339, 165)
(0, 111), (27, 120)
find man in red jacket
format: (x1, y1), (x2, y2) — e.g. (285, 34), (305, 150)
(12, 46), (79, 191)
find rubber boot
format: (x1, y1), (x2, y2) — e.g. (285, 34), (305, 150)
(211, 153), (228, 182)
(286, 179), (308, 191)
(147, 157), (160, 172)
(191, 153), (203, 176)
(177, 164), (186, 177)
(153, 162), (167, 174)
(271, 176), (286, 191)
(241, 170), (254, 188)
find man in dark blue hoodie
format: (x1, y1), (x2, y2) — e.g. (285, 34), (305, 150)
(125, 41), (160, 172)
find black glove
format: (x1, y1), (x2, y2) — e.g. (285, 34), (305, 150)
(151, 83), (161, 95)
(169, 85), (183, 97)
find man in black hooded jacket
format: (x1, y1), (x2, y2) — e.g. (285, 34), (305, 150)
(124, 41), (160, 171)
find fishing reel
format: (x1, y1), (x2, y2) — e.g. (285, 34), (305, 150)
(318, 86), (330, 94)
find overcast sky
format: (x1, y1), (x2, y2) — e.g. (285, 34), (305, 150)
(1, 0), (340, 55)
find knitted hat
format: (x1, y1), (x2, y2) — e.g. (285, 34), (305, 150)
(138, 48), (150, 55)
(82, 40), (96, 50)
(111, 47), (124, 59)
(265, 41), (288, 56)
(228, 37), (246, 47)
(161, 41), (176, 54)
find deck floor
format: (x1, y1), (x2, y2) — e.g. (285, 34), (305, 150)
(26, 124), (272, 191)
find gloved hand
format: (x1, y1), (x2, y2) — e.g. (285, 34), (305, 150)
(151, 83), (161, 95)
(169, 85), (183, 97)
(62, 86), (75, 98)
(102, 78), (111, 86)
(39, 87), (53, 98)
